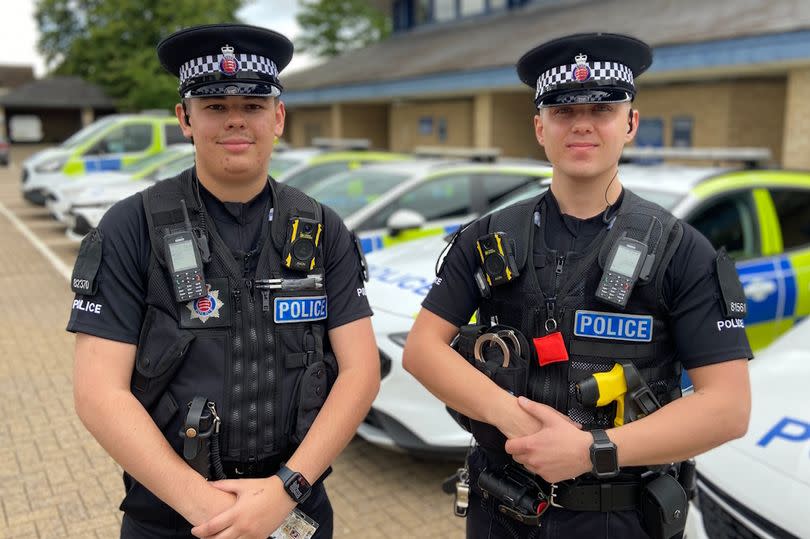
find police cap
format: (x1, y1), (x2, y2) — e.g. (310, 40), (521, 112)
(516, 33), (652, 108)
(157, 23), (293, 98)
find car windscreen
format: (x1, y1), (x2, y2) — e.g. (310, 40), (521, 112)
(269, 157), (303, 178)
(151, 154), (196, 182)
(305, 170), (410, 218)
(488, 182), (683, 215)
(62, 117), (119, 149)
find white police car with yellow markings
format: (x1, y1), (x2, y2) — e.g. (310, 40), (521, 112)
(686, 315), (810, 539)
(360, 164), (810, 455)
(302, 158), (553, 256)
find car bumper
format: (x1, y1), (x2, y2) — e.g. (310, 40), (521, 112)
(24, 188), (49, 205)
(357, 308), (471, 456)
(46, 197), (71, 222)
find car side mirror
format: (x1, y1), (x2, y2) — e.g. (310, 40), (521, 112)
(386, 209), (426, 236)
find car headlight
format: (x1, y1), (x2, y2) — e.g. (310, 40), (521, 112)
(34, 157), (67, 173)
(388, 332), (409, 348)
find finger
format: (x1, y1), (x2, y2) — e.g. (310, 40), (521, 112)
(504, 435), (531, 455)
(517, 396), (551, 422)
(191, 508), (235, 538)
(208, 480), (242, 494)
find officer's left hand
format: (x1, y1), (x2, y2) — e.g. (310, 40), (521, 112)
(505, 396), (592, 483)
(190, 476), (296, 539)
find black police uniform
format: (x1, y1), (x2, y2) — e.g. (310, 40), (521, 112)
(423, 34), (753, 538)
(67, 24), (372, 538)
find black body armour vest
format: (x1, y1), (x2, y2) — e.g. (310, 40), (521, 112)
(131, 168), (334, 468)
(478, 189), (684, 430)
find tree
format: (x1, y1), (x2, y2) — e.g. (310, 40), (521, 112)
(35, 0), (249, 111)
(296, 0), (391, 58)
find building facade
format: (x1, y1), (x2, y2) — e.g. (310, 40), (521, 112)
(282, 0), (810, 168)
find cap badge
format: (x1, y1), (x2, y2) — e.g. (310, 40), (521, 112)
(219, 44), (240, 76)
(572, 53), (592, 82)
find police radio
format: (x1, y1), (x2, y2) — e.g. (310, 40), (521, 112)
(596, 235), (648, 308)
(476, 232), (519, 287)
(164, 200), (207, 303)
(283, 216), (322, 272)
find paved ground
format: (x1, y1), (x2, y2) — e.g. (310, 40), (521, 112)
(0, 147), (466, 538)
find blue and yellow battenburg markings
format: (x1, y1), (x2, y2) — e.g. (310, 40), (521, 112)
(274, 296), (328, 323)
(736, 256), (797, 324)
(83, 157), (123, 172)
(573, 310), (653, 342)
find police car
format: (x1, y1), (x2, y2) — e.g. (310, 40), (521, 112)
(47, 145), (195, 223)
(685, 316), (810, 539)
(22, 113), (185, 205)
(360, 164), (810, 454)
(303, 157), (553, 255)
(268, 147), (325, 179)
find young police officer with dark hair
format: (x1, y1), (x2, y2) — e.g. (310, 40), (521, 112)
(68, 24), (380, 539)
(403, 33), (752, 538)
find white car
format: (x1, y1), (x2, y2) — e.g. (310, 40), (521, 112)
(359, 164), (782, 455)
(686, 316), (810, 539)
(48, 145), (194, 223)
(269, 147), (324, 180)
(304, 159), (553, 254)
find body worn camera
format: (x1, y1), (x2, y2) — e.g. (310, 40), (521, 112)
(476, 232), (520, 287)
(283, 216), (322, 272)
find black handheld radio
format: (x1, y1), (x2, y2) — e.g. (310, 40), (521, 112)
(596, 235), (648, 308)
(164, 200), (207, 302)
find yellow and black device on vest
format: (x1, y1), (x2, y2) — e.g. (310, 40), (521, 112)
(476, 232), (519, 287)
(575, 361), (661, 427)
(283, 216), (322, 272)
(165, 200), (207, 303)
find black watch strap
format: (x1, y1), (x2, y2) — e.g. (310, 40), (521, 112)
(276, 465), (312, 503)
(590, 429), (619, 479)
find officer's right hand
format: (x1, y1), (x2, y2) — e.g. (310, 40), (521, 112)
(184, 485), (237, 528)
(496, 395), (581, 439)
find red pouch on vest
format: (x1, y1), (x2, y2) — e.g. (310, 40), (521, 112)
(533, 332), (569, 366)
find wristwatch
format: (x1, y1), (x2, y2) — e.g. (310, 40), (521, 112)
(276, 465), (312, 503)
(589, 429), (619, 479)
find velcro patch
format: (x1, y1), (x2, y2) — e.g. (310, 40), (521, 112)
(71, 229), (103, 295)
(274, 296), (328, 324)
(574, 310), (653, 342)
(715, 248), (747, 319)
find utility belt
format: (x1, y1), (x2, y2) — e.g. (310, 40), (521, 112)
(448, 324), (694, 538)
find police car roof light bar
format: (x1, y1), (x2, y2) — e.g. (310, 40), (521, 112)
(311, 137), (371, 151)
(621, 147), (771, 168)
(413, 146), (501, 163)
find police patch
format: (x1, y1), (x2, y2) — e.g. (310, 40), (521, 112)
(187, 285), (224, 324)
(274, 296), (328, 324)
(574, 310), (652, 342)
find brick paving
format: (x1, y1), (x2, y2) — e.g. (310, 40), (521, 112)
(0, 148), (465, 538)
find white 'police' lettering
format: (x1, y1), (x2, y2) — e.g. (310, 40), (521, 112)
(574, 310), (653, 342)
(274, 296), (328, 323)
(716, 318), (745, 332)
(72, 299), (103, 315)
(356, 287), (366, 297)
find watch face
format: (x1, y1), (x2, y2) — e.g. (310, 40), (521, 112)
(593, 446), (618, 474)
(288, 474), (311, 500)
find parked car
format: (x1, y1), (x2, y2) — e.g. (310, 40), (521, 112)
(47, 145), (195, 223)
(304, 159), (553, 254)
(0, 135), (9, 166)
(22, 113), (186, 205)
(359, 165), (810, 455)
(686, 316), (810, 539)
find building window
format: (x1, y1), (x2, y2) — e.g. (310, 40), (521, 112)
(672, 116), (693, 148)
(434, 0), (456, 21)
(419, 116), (434, 135)
(461, 0), (486, 16)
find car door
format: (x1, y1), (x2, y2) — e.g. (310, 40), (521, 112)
(686, 188), (783, 350)
(81, 122), (155, 173)
(357, 172), (476, 252)
(766, 186), (810, 336)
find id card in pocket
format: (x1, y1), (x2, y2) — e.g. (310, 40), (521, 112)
(271, 508), (319, 539)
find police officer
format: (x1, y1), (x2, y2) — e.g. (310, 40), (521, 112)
(403, 33), (752, 538)
(68, 24), (379, 539)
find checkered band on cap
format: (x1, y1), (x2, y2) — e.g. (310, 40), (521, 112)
(179, 53), (279, 84)
(535, 61), (634, 100)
